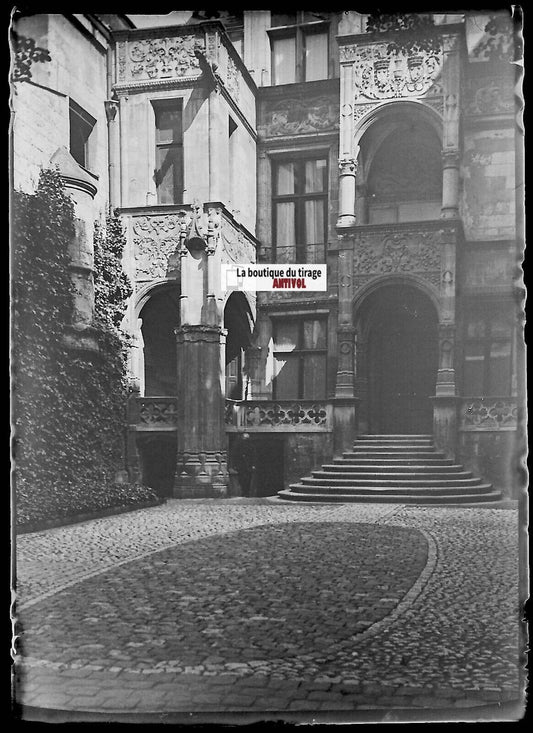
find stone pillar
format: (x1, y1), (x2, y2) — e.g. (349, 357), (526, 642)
(337, 157), (358, 229)
(441, 32), (461, 220)
(332, 245), (358, 454)
(337, 59), (357, 228)
(441, 149), (461, 219)
(432, 323), (458, 458)
(50, 147), (98, 351)
(174, 324), (229, 498)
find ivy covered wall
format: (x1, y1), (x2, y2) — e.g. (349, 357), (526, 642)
(13, 169), (157, 528)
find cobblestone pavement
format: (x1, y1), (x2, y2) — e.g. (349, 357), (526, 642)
(13, 499), (525, 723)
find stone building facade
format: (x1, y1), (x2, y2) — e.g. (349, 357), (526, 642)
(12, 11), (524, 500)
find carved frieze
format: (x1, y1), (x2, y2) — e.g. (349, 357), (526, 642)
(340, 42), (443, 101)
(352, 229), (442, 290)
(261, 96), (339, 137)
(460, 398), (518, 431)
(124, 35), (205, 82)
(132, 215), (182, 281)
(220, 218), (256, 264)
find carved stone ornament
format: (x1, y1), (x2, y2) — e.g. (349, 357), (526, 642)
(132, 215), (182, 281)
(126, 35), (205, 81)
(172, 201), (222, 254)
(262, 96), (339, 137)
(352, 229), (442, 290)
(221, 218), (256, 263)
(461, 398), (518, 431)
(225, 54), (239, 101)
(340, 42), (443, 101)
(464, 76), (515, 116)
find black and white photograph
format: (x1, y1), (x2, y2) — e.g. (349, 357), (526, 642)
(10, 7), (527, 724)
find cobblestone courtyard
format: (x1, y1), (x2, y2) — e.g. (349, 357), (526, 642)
(13, 499), (525, 723)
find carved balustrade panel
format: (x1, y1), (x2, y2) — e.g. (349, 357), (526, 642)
(460, 397), (518, 431)
(129, 214), (182, 282)
(135, 397), (178, 431)
(225, 400), (332, 431)
(352, 224), (449, 292)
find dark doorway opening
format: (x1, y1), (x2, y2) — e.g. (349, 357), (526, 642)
(228, 435), (284, 497)
(365, 285), (438, 434)
(140, 285), (180, 396)
(138, 436), (177, 497)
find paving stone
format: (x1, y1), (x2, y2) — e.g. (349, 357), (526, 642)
(15, 501), (520, 718)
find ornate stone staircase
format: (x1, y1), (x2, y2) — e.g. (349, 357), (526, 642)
(278, 434), (502, 504)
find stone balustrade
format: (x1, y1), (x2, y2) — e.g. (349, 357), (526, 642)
(129, 396), (178, 431)
(459, 397), (518, 431)
(225, 400), (333, 432)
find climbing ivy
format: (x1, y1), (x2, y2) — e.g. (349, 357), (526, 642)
(13, 169), (155, 528)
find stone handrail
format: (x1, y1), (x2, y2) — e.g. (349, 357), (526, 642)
(129, 396), (178, 431)
(225, 399), (332, 431)
(459, 397), (518, 431)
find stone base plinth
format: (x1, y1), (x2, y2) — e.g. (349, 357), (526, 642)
(173, 451), (229, 498)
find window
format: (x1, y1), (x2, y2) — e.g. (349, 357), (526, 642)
(273, 155), (328, 263)
(273, 317), (327, 400)
(153, 99), (183, 205)
(270, 12), (329, 85)
(463, 306), (514, 396)
(69, 100), (96, 169)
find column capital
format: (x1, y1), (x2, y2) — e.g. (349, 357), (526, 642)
(442, 148), (461, 167)
(338, 156), (358, 176)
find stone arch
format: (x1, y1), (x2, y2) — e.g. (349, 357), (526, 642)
(353, 273), (442, 322)
(354, 101), (444, 225)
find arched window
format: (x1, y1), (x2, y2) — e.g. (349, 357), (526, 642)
(364, 119), (442, 224)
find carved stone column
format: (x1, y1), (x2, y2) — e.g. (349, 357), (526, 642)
(337, 157), (358, 228)
(441, 148), (461, 219)
(431, 323), (458, 458)
(174, 324), (229, 498)
(333, 246), (358, 454)
(337, 58), (357, 228)
(441, 32), (461, 220)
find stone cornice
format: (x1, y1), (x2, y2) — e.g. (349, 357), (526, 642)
(336, 23), (465, 49)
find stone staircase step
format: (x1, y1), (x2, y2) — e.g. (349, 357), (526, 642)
(278, 488), (503, 504)
(277, 433), (496, 505)
(289, 482), (494, 495)
(300, 476), (483, 488)
(323, 463), (467, 473)
(312, 469), (474, 480)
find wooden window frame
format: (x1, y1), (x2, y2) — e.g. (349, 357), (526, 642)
(272, 316), (328, 400)
(272, 153), (328, 264)
(462, 304), (514, 397)
(152, 98), (184, 206)
(269, 13), (330, 85)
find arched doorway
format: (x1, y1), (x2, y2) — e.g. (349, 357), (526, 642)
(224, 291), (254, 400)
(139, 284), (180, 396)
(359, 284), (438, 434)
